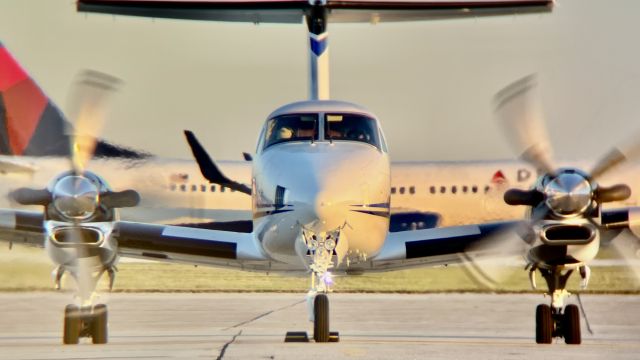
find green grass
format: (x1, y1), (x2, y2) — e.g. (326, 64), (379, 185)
(1, 246), (638, 293)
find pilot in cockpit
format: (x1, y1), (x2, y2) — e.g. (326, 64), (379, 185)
(277, 126), (294, 140)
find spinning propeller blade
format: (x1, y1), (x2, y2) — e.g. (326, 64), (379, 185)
(66, 70), (122, 175)
(494, 74), (555, 176)
(464, 74), (639, 288)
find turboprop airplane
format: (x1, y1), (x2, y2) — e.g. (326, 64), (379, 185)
(2, 0), (640, 347)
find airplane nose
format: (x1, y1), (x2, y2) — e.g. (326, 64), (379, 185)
(310, 190), (349, 231)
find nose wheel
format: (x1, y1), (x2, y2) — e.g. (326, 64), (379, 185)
(314, 294), (336, 342)
(285, 228), (343, 343)
(285, 293), (339, 343)
(63, 304), (108, 344)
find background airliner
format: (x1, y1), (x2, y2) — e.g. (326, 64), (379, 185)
(1, 0), (639, 348)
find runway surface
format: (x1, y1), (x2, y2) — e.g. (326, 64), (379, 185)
(0, 292), (638, 359)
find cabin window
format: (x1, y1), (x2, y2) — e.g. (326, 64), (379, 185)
(180, 184), (186, 192)
(170, 184), (176, 191)
(462, 185), (468, 193)
(429, 186), (436, 194)
(220, 186), (226, 193)
(201, 185), (207, 192)
(391, 187), (396, 194)
(263, 114), (319, 150)
(191, 185), (197, 192)
(440, 186), (446, 194)
(210, 185), (216, 192)
(472, 185), (478, 193)
(399, 187), (405, 194)
(409, 186), (415, 194)
(484, 185), (491, 193)
(452, 186), (457, 194)
(325, 113), (381, 150)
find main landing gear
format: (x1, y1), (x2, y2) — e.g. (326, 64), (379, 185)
(56, 264), (115, 345)
(530, 265), (587, 344)
(285, 228), (341, 343)
(63, 304), (108, 345)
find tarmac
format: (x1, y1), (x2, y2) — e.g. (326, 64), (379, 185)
(0, 292), (638, 359)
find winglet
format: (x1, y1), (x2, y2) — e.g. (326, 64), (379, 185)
(183, 130), (251, 195)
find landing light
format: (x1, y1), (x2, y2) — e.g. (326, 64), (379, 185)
(324, 236), (337, 251)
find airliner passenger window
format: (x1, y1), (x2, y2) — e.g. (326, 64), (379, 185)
(263, 114), (319, 149)
(325, 114), (381, 149)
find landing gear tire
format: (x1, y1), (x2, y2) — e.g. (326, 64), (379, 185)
(62, 304), (108, 344)
(313, 294), (329, 343)
(91, 304), (108, 344)
(63, 305), (81, 345)
(535, 304), (553, 344)
(563, 304), (581, 345)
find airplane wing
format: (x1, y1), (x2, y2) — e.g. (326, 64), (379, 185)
(371, 206), (640, 272)
(114, 221), (269, 269)
(0, 208), (269, 268)
(369, 221), (517, 271)
(0, 159), (35, 174)
(77, 0), (553, 24)
(0, 210), (45, 247)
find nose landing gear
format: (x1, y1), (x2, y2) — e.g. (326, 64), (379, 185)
(285, 228), (341, 343)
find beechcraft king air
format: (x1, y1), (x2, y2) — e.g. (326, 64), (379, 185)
(2, 0), (640, 346)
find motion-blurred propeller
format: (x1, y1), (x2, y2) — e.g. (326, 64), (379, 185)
(463, 74), (639, 289)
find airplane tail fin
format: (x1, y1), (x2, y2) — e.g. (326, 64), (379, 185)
(0, 42), (150, 159)
(0, 41), (70, 156)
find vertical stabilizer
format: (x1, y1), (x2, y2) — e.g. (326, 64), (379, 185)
(0, 42), (70, 156)
(306, 5), (330, 100)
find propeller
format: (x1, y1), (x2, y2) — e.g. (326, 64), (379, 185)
(9, 70), (138, 302)
(463, 74), (638, 288)
(11, 70), (140, 215)
(497, 74), (632, 217)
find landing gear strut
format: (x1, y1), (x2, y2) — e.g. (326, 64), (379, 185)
(532, 266), (582, 344)
(285, 227), (341, 343)
(59, 263), (115, 345)
(63, 304), (108, 344)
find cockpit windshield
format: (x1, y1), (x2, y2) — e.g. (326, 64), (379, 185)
(263, 114), (319, 149)
(324, 113), (380, 149)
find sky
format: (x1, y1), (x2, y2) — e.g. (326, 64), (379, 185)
(1, 0), (640, 162)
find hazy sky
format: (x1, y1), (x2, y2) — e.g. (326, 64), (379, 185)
(1, 0), (640, 162)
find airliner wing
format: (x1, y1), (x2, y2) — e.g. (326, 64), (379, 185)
(0, 158), (35, 174)
(78, 0), (553, 24)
